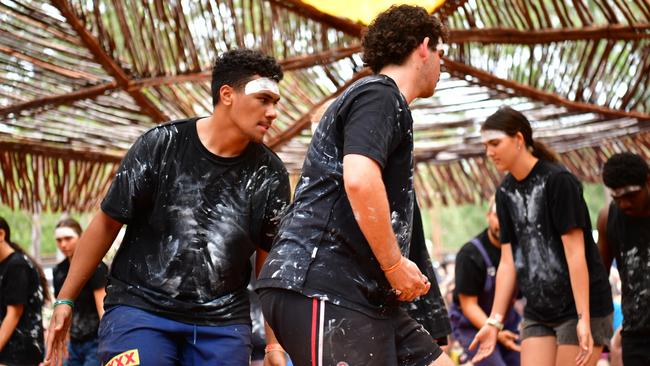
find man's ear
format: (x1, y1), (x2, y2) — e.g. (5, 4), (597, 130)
(417, 37), (431, 59)
(0, 228), (5, 242)
(219, 85), (235, 106)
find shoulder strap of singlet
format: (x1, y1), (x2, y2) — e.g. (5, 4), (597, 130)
(470, 237), (496, 275)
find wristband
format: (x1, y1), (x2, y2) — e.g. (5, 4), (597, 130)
(381, 256), (403, 274)
(265, 344), (284, 354)
(485, 317), (504, 331)
(53, 299), (75, 310)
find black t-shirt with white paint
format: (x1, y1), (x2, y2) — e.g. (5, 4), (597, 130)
(606, 203), (650, 336)
(496, 159), (612, 322)
(0, 252), (44, 365)
(101, 118), (290, 326)
(452, 230), (501, 305)
(54, 259), (107, 341)
(257, 75), (415, 318)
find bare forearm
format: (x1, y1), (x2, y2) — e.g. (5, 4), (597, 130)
(94, 287), (106, 319)
(564, 230), (591, 320)
(348, 184), (400, 265)
(0, 306), (22, 351)
(491, 257), (516, 320)
(343, 156), (401, 268)
(59, 211), (122, 300)
(460, 298), (489, 330)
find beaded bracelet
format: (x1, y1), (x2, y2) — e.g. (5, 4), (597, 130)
(53, 299), (75, 309)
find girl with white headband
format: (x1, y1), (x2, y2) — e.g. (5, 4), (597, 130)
(470, 106), (613, 366)
(53, 218), (107, 366)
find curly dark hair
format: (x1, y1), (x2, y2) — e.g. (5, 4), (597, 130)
(361, 5), (448, 73)
(603, 152), (650, 189)
(211, 49), (283, 106)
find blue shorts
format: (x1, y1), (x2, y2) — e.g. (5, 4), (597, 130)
(98, 305), (252, 366)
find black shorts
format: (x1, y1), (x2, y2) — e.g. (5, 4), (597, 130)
(622, 334), (650, 366)
(259, 288), (442, 366)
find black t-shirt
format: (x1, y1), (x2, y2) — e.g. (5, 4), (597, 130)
(101, 118), (290, 325)
(606, 203), (650, 336)
(257, 75), (415, 318)
(53, 259), (108, 341)
(453, 230), (501, 305)
(496, 159), (612, 322)
(404, 203), (451, 342)
(0, 252), (44, 365)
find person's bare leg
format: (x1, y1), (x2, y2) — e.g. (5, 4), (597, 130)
(428, 351), (455, 366)
(522, 336), (557, 366)
(556, 345), (603, 366)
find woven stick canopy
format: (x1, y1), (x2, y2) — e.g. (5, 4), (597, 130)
(1, 0), (649, 212)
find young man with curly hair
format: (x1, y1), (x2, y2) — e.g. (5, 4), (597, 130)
(257, 5), (454, 366)
(45, 49), (290, 366)
(598, 152), (650, 366)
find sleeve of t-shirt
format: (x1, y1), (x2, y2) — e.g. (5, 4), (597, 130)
(496, 188), (515, 245)
(3, 263), (30, 306)
(88, 262), (108, 290)
(259, 167), (291, 252)
(454, 245), (486, 296)
(342, 87), (402, 168)
(52, 265), (63, 297)
(101, 132), (157, 224)
(548, 172), (590, 235)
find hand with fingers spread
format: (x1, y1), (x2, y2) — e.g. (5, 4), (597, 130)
(469, 322), (499, 363)
(43, 303), (73, 366)
(575, 317), (593, 366)
(383, 256), (431, 302)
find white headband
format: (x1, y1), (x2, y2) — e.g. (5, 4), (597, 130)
(55, 227), (79, 240)
(610, 185), (642, 198)
(480, 130), (508, 143)
(244, 77), (279, 96)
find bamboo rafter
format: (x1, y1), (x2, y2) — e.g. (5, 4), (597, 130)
(2, 0), (650, 212)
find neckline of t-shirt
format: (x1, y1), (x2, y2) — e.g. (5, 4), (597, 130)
(376, 74), (409, 103)
(512, 159), (543, 184)
(0, 250), (18, 265)
(189, 117), (256, 164)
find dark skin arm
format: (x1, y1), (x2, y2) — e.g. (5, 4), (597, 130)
(597, 207), (614, 271)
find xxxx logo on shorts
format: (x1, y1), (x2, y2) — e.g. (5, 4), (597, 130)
(105, 349), (140, 366)
(336, 362), (349, 366)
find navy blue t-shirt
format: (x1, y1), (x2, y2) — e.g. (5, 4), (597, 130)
(101, 118), (290, 325)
